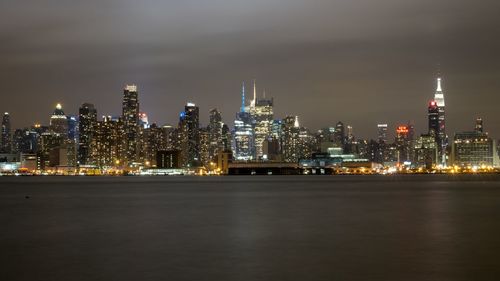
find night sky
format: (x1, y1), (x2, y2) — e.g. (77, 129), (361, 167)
(1, 0), (499, 139)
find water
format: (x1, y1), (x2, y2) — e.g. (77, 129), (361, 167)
(1, 175), (500, 281)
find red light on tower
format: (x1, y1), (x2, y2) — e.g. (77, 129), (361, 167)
(429, 100), (437, 107)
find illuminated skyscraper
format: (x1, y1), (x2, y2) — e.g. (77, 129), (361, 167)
(395, 125), (412, 163)
(208, 108), (223, 161)
(78, 103), (97, 165)
(281, 116), (300, 163)
(122, 85), (139, 165)
(199, 127), (210, 166)
(233, 83), (254, 160)
(1, 112), (11, 153)
(91, 116), (125, 168)
(430, 77), (447, 166)
(50, 103), (68, 138)
(252, 95), (274, 160)
(178, 102), (200, 167)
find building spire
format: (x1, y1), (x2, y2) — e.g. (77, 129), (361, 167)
(436, 77), (442, 92)
(252, 79), (256, 107)
(241, 81), (246, 113)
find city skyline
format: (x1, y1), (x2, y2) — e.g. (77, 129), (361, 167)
(0, 77), (497, 141)
(1, 1), (500, 139)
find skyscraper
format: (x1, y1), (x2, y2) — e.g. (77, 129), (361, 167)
(281, 116), (300, 163)
(50, 103), (68, 138)
(122, 85), (140, 165)
(233, 83), (255, 160)
(91, 116), (125, 168)
(430, 77), (447, 166)
(178, 103), (200, 167)
(208, 108), (223, 161)
(78, 103), (97, 165)
(395, 125), (412, 163)
(1, 112), (12, 153)
(252, 95), (274, 160)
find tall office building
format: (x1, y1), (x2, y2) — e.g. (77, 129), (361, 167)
(91, 116), (126, 168)
(233, 84), (255, 161)
(78, 103), (97, 165)
(395, 125), (413, 163)
(50, 104), (68, 138)
(199, 127), (210, 166)
(178, 103), (200, 167)
(208, 108), (223, 161)
(281, 116), (300, 163)
(1, 112), (12, 153)
(252, 95), (274, 160)
(122, 85), (140, 165)
(429, 77), (447, 166)
(138, 123), (163, 166)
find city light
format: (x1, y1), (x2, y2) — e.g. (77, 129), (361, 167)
(0, 77), (498, 176)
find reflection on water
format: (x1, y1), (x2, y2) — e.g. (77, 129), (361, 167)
(1, 175), (500, 281)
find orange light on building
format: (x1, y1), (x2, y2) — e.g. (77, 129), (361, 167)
(396, 126), (409, 134)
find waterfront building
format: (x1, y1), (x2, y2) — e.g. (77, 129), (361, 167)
(451, 121), (499, 167)
(138, 123), (163, 167)
(90, 116), (127, 168)
(156, 150), (181, 169)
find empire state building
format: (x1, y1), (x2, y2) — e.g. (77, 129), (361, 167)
(428, 77), (447, 166)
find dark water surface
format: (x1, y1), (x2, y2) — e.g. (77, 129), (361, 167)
(1, 175), (500, 281)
